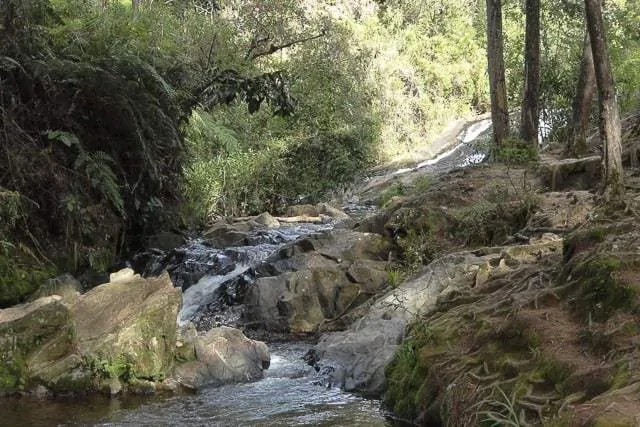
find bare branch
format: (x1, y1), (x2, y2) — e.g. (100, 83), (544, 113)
(245, 29), (326, 60)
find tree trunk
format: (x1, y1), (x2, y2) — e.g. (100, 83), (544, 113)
(520, 0), (540, 149)
(486, 0), (510, 147)
(584, 0), (624, 200)
(567, 32), (596, 157)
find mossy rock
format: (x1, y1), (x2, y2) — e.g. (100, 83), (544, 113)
(0, 296), (74, 393)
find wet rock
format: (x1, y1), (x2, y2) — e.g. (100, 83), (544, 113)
(172, 326), (270, 390)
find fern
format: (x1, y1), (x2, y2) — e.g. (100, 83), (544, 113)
(74, 150), (125, 218)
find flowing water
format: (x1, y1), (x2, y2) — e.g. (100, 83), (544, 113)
(0, 118), (493, 427)
(0, 343), (391, 426)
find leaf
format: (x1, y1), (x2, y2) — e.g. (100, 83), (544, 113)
(46, 130), (80, 147)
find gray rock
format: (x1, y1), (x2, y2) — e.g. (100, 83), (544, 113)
(243, 230), (391, 334)
(317, 203), (350, 220)
(73, 271), (181, 381)
(254, 212), (280, 228)
(173, 326), (269, 390)
(147, 231), (186, 252)
(203, 223), (250, 248)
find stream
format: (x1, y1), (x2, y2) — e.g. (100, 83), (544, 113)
(0, 118), (492, 427)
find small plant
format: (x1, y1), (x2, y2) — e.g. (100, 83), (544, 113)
(495, 137), (538, 165)
(397, 229), (441, 272)
(567, 255), (636, 322)
(412, 175), (432, 193)
(379, 182), (406, 207)
(85, 354), (134, 381)
(387, 269), (405, 288)
(476, 386), (523, 427)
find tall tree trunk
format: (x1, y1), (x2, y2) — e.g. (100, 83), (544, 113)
(567, 31), (596, 157)
(486, 0), (510, 147)
(520, 0), (540, 149)
(584, 0), (624, 200)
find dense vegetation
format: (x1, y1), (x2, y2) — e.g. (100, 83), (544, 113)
(1, 0), (639, 305)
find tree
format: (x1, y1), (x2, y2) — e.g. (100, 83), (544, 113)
(584, 0), (624, 200)
(519, 0), (540, 149)
(566, 31), (596, 157)
(486, 0), (510, 147)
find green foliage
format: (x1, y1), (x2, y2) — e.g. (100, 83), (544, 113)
(85, 354), (134, 381)
(496, 137), (538, 165)
(383, 340), (425, 419)
(0, 245), (57, 308)
(397, 230), (441, 273)
(0, 190), (24, 237)
(379, 183), (406, 207)
(412, 175), (432, 193)
(451, 193), (538, 246)
(476, 386), (522, 427)
(387, 269), (405, 288)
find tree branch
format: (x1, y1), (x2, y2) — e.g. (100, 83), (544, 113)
(245, 29), (326, 60)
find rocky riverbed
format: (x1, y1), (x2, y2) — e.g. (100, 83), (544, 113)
(4, 115), (640, 426)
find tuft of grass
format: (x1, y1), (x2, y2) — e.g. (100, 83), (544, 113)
(387, 269), (406, 288)
(495, 137), (538, 165)
(475, 386), (523, 427)
(565, 255), (636, 322)
(379, 182), (406, 207)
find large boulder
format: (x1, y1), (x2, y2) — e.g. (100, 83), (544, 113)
(172, 326), (269, 390)
(73, 269), (181, 381)
(243, 230), (392, 334)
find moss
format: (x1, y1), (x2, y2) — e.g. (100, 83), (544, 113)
(0, 252), (57, 308)
(384, 341), (423, 418)
(566, 255), (636, 322)
(0, 354), (25, 391)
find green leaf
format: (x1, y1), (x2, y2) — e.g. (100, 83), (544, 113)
(46, 130), (80, 147)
